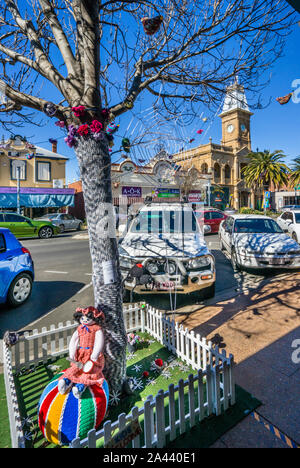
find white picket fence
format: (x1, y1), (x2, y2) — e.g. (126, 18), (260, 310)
(3, 303), (235, 448)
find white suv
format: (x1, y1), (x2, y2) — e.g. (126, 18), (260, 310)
(118, 202), (215, 299)
(277, 210), (300, 243)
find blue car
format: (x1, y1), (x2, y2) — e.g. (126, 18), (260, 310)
(0, 228), (34, 307)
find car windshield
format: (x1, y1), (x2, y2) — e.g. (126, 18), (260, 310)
(234, 218), (283, 234)
(295, 213), (300, 224)
(129, 210), (199, 234)
(43, 214), (57, 219)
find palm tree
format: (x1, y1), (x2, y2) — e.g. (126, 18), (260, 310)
(242, 150), (290, 191)
(290, 157), (300, 187)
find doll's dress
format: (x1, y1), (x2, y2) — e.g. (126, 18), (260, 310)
(61, 323), (105, 387)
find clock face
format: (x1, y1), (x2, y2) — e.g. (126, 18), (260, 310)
(227, 124), (234, 134)
(240, 124), (246, 132)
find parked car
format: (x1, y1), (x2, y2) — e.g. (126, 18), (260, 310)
(0, 228), (34, 306)
(194, 208), (227, 234)
(281, 205), (300, 211)
(35, 213), (82, 233)
(219, 214), (300, 271)
(0, 212), (59, 239)
(224, 208), (238, 215)
(119, 201), (216, 300)
(276, 210), (300, 243)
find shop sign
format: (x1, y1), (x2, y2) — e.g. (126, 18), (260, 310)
(122, 186), (142, 197)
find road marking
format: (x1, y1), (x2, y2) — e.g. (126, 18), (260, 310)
(251, 411), (299, 448)
(44, 270), (69, 274)
(76, 282), (93, 294)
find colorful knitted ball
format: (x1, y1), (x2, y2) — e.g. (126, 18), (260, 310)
(37, 371), (109, 446)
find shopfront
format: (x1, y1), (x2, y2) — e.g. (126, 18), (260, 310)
(0, 187), (75, 217)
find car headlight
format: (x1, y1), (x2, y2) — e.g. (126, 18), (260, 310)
(188, 256), (211, 269)
(146, 260), (159, 274)
(164, 261), (177, 275)
(118, 246), (133, 269)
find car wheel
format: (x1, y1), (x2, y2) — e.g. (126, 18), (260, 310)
(231, 249), (241, 271)
(38, 226), (53, 239)
(7, 273), (33, 307)
(59, 224), (65, 233)
(292, 232), (299, 243)
(202, 282), (215, 299)
(77, 222), (83, 231)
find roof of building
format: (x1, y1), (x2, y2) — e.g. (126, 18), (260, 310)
(34, 145), (69, 160)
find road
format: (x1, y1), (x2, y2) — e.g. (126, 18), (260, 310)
(0, 232), (288, 336)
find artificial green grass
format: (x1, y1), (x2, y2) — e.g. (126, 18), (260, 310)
(0, 373), (11, 448)
(1, 332), (261, 449)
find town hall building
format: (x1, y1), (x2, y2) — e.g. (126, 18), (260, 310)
(174, 79), (260, 210)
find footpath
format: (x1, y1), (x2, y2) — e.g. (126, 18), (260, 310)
(175, 272), (300, 448)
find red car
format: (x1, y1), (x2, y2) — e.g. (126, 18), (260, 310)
(194, 208), (227, 234)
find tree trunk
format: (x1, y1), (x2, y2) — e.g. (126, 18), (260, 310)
(75, 136), (127, 394)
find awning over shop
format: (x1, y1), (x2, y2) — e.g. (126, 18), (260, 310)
(0, 187), (75, 208)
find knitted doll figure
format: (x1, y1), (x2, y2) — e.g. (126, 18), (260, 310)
(58, 306), (105, 399)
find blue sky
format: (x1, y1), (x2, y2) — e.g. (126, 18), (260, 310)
(2, 16), (300, 182)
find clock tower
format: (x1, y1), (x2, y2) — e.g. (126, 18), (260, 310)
(219, 78), (253, 150)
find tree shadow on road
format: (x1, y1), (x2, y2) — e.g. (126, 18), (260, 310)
(0, 280), (86, 337)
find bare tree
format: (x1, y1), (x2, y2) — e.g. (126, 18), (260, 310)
(0, 0), (295, 394)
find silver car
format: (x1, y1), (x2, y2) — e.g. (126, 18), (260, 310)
(219, 214), (300, 271)
(35, 213), (83, 233)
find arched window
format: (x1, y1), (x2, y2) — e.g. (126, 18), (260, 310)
(201, 163), (208, 174)
(214, 163), (221, 179)
(225, 164), (231, 180)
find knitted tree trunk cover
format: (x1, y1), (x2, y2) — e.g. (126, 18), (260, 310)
(75, 136), (127, 394)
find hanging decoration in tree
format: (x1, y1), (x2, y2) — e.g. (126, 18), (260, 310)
(202, 117), (208, 122)
(124, 99), (134, 109)
(196, 129), (204, 134)
(43, 101), (57, 117)
(26, 153), (34, 160)
(141, 16), (163, 35)
(37, 306), (109, 445)
(276, 92), (293, 105)
(122, 137), (131, 153)
(55, 120), (65, 128)
(101, 108), (111, 121)
(72, 105), (86, 118)
(106, 122), (119, 134)
(188, 138), (195, 143)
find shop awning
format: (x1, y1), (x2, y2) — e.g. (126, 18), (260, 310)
(0, 187), (75, 208)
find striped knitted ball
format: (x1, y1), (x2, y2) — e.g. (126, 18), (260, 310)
(38, 371), (109, 445)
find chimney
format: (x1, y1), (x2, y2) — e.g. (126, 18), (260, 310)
(52, 140), (57, 153)
(49, 138), (57, 153)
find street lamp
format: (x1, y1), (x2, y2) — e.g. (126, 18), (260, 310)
(11, 159), (25, 214)
(201, 169), (213, 207)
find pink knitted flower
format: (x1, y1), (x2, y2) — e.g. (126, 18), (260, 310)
(90, 120), (103, 133)
(55, 120), (65, 128)
(72, 106), (86, 118)
(101, 108), (110, 120)
(77, 124), (89, 136)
